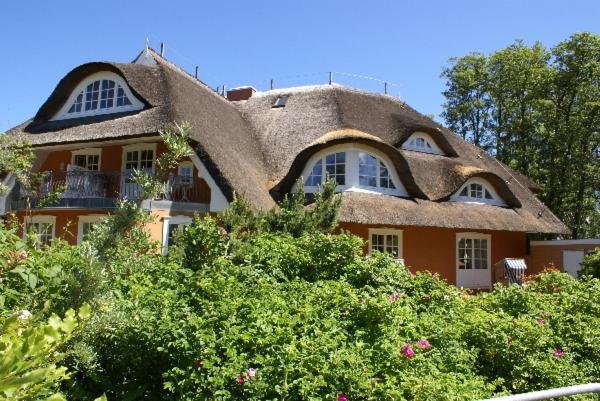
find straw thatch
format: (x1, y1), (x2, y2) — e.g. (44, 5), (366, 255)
(6, 49), (568, 234)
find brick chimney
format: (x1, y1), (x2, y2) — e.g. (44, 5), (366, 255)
(226, 86), (256, 101)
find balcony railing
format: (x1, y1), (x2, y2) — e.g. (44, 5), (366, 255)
(7, 170), (208, 210)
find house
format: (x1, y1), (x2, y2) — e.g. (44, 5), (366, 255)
(526, 239), (599, 277)
(1, 47), (570, 289)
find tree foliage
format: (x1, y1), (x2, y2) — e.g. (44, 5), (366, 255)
(442, 33), (600, 238)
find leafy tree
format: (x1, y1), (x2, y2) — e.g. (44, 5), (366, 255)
(581, 248), (600, 278)
(441, 33), (600, 238)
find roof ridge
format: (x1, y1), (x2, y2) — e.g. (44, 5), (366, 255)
(145, 47), (236, 107)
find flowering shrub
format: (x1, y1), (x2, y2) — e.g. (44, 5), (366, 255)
(1, 212), (600, 400)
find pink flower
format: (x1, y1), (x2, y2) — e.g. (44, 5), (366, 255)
(220, 227), (229, 236)
(237, 375), (245, 385)
(416, 338), (431, 349)
(18, 250), (28, 260)
(537, 319), (545, 326)
(507, 337), (513, 345)
(553, 348), (564, 358)
(402, 343), (415, 358)
(388, 292), (403, 302)
(246, 368), (257, 379)
(337, 393), (348, 401)
(17, 310), (31, 320)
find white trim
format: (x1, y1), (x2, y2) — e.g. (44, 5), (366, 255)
(77, 214), (106, 244)
(162, 215), (193, 255)
(531, 239), (600, 246)
(368, 228), (403, 260)
(456, 232), (492, 289)
(295, 144), (409, 197)
(402, 132), (444, 155)
(24, 215), (57, 243)
(71, 148), (103, 170)
(51, 71), (144, 121)
(188, 153), (229, 212)
(450, 177), (507, 207)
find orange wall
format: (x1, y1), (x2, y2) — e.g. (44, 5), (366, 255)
(14, 209), (204, 246)
(526, 243), (599, 274)
(339, 222), (527, 284)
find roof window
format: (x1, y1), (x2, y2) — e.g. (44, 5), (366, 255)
(272, 95), (289, 108)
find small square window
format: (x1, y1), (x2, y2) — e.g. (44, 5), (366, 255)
(272, 95), (289, 108)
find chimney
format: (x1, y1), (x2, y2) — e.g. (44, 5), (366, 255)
(226, 86), (256, 101)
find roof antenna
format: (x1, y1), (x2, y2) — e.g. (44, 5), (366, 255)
(160, 42), (165, 57)
(195, 66), (199, 80)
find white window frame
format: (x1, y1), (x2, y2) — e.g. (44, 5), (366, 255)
(450, 177), (507, 206)
(402, 132), (444, 155)
(178, 161), (195, 187)
(71, 148), (103, 171)
(368, 228), (403, 260)
(24, 215), (56, 244)
(77, 214), (106, 244)
(296, 144), (408, 196)
(162, 215), (193, 255)
(121, 143), (158, 174)
(51, 71), (144, 121)
(456, 232), (492, 288)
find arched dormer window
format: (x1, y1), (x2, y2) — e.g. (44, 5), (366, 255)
(451, 178), (506, 206)
(402, 132), (444, 155)
(51, 72), (144, 120)
(299, 145), (408, 196)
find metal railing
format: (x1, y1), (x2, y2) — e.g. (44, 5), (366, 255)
(7, 170), (207, 210)
(480, 383), (600, 401)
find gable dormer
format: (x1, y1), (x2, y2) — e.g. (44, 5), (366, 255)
(51, 71), (143, 121)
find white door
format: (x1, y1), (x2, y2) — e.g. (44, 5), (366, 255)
(456, 234), (492, 289)
(121, 148), (154, 199)
(563, 250), (584, 277)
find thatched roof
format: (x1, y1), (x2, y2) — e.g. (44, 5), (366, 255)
(6, 50), (568, 234)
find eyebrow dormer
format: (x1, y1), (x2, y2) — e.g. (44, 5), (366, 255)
(401, 131), (445, 155)
(51, 71), (144, 120)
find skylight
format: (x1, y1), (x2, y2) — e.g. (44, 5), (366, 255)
(273, 95), (289, 108)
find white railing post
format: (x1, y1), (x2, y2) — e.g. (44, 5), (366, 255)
(480, 383), (600, 401)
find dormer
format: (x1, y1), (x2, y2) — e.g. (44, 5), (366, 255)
(450, 177), (507, 207)
(401, 132), (445, 155)
(51, 71), (144, 121)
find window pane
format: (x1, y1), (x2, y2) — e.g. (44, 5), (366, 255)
(305, 159), (322, 186)
(459, 187), (468, 196)
(74, 155), (87, 168)
(324, 152), (345, 186)
(358, 152), (377, 187)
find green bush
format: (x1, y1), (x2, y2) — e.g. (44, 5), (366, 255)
(2, 208), (600, 400)
(581, 247), (600, 278)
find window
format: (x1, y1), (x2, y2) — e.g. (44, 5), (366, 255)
(358, 152), (396, 189)
(178, 161), (194, 186)
(52, 72), (143, 120)
(124, 147), (154, 174)
(71, 149), (102, 171)
(162, 215), (193, 255)
(24, 216), (56, 246)
(301, 146), (407, 196)
(77, 215), (105, 244)
(368, 228), (402, 260)
(452, 178), (505, 206)
(402, 132), (444, 155)
(273, 95), (289, 108)
(457, 235), (489, 270)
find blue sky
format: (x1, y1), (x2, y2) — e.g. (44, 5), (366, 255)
(1, 1), (598, 132)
